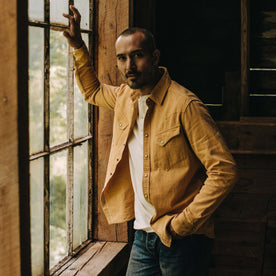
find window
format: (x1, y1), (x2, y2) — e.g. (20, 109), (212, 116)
(28, 0), (93, 274)
(248, 0), (276, 117)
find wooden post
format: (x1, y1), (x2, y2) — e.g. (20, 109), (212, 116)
(94, 0), (133, 242)
(241, 0), (250, 116)
(0, 0), (30, 275)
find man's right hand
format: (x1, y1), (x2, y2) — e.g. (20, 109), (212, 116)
(63, 5), (84, 49)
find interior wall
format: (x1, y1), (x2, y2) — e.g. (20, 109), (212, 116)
(93, 0), (132, 242)
(0, 1), (21, 275)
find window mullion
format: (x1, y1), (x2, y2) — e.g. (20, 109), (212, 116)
(67, 43), (75, 255)
(67, 148), (74, 255)
(44, 0), (50, 274)
(87, 0), (94, 241)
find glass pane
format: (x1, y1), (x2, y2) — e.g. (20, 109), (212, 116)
(29, 27), (44, 154)
(50, 30), (68, 146)
(73, 142), (88, 249)
(74, 0), (90, 30)
(50, 151), (67, 268)
(29, 0), (44, 21)
(30, 158), (44, 276)
(50, 0), (68, 25)
(74, 34), (89, 139)
(74, 81), (88, 138)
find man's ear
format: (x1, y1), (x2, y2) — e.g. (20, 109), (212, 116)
(152, 49), (160, 66)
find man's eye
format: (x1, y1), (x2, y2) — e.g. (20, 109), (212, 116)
(117, 56), (126, 61)
(134, 52), (143, 58)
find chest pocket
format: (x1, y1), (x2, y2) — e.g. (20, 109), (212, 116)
(113, 115), (129, 145)
(155, 125), (187, 169)
(156, 125), (180, 146)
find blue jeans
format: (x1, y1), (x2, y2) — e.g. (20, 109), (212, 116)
(126, 230), (213, 276)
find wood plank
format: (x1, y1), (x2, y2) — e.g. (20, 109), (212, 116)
(95, 0), (131, 242)
(233, 168), (276, 194)
(77, 242), (129, 276)
(215, 193), (270, 220)
(250, 70), (276, 94)
(221, 71), (240, 120)
(250, 0), (276, 68)
(58, 242), (106, 275)
(241, 0), (250, 116)
(249, 95), (276, 116)
(0, 1), (22, 276)
(233, 154), (276, 170)
(217, 121), (276, 152)
(209, 268), (257, 276)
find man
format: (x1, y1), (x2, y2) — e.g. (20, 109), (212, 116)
(63, 5), (238, 275)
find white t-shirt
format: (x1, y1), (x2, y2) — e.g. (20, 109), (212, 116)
(128, 95), (155, 232)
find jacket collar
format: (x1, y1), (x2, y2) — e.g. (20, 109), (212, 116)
(128, 67), (171, 106)
(149, 67), (171, 105)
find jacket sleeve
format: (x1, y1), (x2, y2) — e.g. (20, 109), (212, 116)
(73, 44), (118, 110)
(171, 100), (239, 236)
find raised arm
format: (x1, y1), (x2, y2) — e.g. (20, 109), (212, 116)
(63, 6), (117, 109)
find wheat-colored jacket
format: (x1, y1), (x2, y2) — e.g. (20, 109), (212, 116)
(74, 45), (238, 247)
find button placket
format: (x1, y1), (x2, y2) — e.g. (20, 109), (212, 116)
(143, 107), (151, 201)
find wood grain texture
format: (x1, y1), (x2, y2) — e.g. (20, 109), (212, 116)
(0, 0), (21, 275)
(95, 0), (131, 242)
(241, 0), (250, 116)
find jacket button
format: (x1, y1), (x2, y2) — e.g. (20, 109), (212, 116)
(144, 154), (148, 158)
(145, 133), (149, 137)
(161, 140), (164, 144)
(144, 194), (148, 198)
(119, 123), (122, 127)
(144, 174), (148, 177)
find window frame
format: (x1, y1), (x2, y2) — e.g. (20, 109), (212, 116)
(28, 0), (95, 274)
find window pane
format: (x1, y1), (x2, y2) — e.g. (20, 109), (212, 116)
(74, 0), (90, 30)
(29, 27), (44, 154)
(50, 0), (68, 25)
(29, 0), (44, 21)
(74, 82), (88, 138)
(73, 142), (88, 249)
(74, 34), (89, 139)
(30, 158), (44, 276)
(50, 30), (68, 146)
(50, 151), (67, 268)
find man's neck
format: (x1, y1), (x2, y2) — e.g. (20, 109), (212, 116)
(138, 68), (163, 96)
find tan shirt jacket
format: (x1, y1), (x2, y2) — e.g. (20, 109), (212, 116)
(74, 45), (238, 247)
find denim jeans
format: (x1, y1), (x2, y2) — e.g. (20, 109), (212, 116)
(126, 230), (213, 276)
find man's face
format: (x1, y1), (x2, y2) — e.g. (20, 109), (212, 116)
(115, 32), (159, 89)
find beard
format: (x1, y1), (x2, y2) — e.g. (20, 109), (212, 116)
(122, 70), (155, 90)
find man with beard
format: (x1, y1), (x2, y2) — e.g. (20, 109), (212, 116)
(63, 5), (238, 275)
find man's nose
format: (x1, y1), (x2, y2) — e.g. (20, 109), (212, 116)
(126, 57), (136, 71)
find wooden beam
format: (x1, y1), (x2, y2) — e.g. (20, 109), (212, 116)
(94, 0), (132, 242)
(0, 0), (22, 275)
(241, 0), (250, 116)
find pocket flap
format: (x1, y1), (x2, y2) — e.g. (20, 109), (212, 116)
(156, 126), (180, 146)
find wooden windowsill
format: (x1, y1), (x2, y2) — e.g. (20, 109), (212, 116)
(51, 241), (130, 276)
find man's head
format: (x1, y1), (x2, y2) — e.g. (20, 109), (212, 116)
(115, 28), (161, 91)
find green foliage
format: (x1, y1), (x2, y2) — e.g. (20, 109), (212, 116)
(50, 175), (66, 229)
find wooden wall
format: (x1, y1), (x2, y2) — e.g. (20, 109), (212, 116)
(213, 121), (276, 275)
(0, 0), (21, 275)
(0, 1), (30, 275)
(93, 0), (133, 243)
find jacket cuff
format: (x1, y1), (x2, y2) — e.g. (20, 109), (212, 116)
(170, 211), (196, 236)
(73, 43), (90, 63)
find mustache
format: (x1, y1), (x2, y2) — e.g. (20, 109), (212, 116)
(125, 71), (140, 78)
